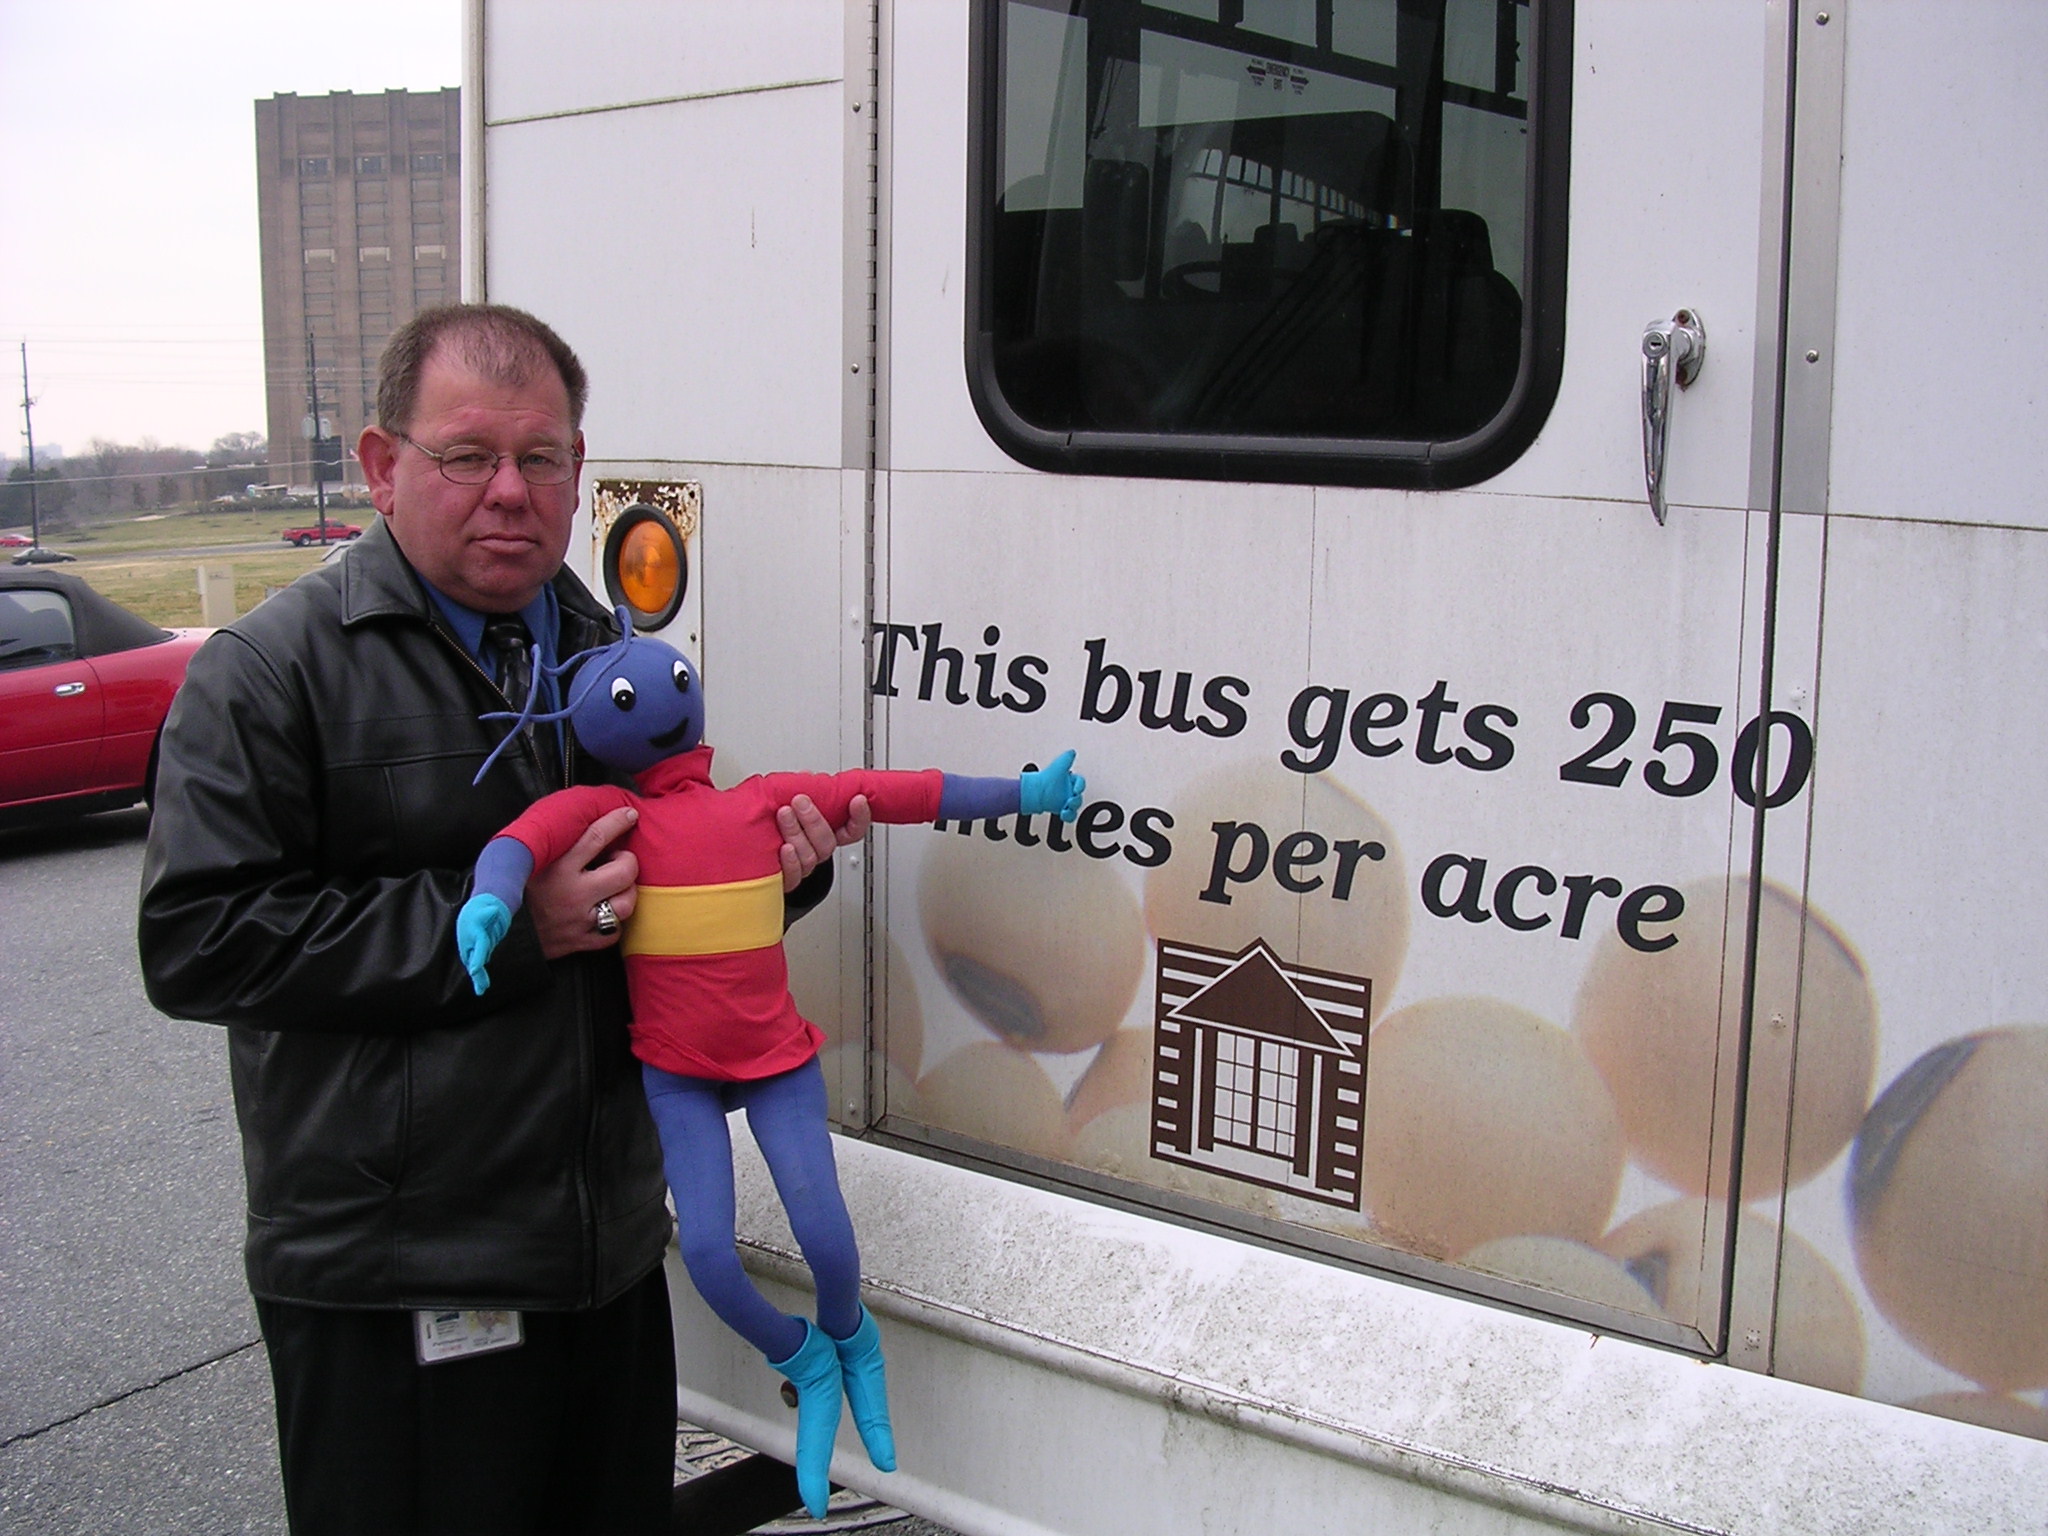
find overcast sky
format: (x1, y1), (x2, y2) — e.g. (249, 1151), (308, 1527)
(0, 1), (461, 459)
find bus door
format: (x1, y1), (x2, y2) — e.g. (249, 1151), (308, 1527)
(870, 0), (1821, 1369)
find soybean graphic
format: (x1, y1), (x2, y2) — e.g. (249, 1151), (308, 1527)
(918, 830), (1148, 1056)
(1142, 759), (1409, 1016)
(1575, 877), (1876, 1199)
(1851, 1026), (2048, 1394)
(1362, 996), (1624, 1263)
(1600, 1200), (1865, 1395)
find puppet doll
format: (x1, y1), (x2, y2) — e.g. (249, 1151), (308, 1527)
(453, 613), (1083, 1518)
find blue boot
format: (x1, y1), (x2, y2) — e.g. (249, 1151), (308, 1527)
(830, 1306), (897, 1472)
(768, 1318), (842, 1518)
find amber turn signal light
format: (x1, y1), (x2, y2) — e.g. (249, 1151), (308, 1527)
(602, 505), (688, 630)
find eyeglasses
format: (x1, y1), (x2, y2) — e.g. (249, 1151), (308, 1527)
(397, 434), (582, 487)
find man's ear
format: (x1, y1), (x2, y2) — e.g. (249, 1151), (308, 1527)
(358, 426), (400, 516)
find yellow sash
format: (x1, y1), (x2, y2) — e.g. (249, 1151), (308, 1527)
(622, 873), (783, 957)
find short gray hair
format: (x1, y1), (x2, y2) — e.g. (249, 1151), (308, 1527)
(376, 303), (589, 433)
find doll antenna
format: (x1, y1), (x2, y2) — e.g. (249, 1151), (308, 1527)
(472, 607), (644, 785)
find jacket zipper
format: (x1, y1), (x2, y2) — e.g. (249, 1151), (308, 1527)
(430, 612), (603, 1306)
(559, 612), (600, 1306)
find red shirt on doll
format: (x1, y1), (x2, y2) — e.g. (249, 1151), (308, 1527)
(491, 745), (943, 1080)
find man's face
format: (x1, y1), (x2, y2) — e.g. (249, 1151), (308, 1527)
(358, 350), (584, 613)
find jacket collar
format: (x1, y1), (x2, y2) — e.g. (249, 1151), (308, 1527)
(338, 516), (615, 640)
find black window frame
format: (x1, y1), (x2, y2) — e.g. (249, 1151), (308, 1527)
(964, 0), (1573, 490)
(0, 588), (78, 671)
(0, 570), (168, 661)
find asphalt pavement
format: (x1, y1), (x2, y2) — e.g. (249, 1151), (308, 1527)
(67, 539), (323, 564)
(0, 808), (282, 1533)
(0, 809), (959, 1536)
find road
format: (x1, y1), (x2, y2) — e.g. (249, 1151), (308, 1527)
(70, 539), (342, 563)
(0, 811), (955, 1536)
(0, 809), (282, 1534)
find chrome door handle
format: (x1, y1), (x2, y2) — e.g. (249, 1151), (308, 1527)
(1642, 309), (1705, 525)
(53, 681), (86, 697)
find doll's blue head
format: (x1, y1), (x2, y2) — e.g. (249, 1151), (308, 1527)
(565, 623), (704, 775)
(474, 607), (704, 783)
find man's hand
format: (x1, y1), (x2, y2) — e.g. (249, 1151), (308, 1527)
(777, 793), (870, 893)
(528, 805), (640, 959)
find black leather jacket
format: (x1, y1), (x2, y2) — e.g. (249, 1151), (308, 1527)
(139, 521), (824, 1311)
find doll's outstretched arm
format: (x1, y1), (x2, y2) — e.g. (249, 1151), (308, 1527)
(456, 837), (537, 995)
(938, 749), (1085, 823)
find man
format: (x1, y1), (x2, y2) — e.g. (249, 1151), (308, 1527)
(139, 304), (866, 1534)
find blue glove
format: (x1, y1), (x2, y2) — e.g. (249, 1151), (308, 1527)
(456, 894), (513, 995)
(1019, 749), (1085, 821)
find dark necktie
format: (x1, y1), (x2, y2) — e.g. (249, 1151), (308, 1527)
(482, 615), (558, 783)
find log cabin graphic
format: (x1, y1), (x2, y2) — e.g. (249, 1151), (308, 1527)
(1151, 938), (1370, 1209)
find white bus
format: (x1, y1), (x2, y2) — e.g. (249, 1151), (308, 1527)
(464, 3), (2048, 1529)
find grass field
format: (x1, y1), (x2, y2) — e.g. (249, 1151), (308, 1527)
(76, 549), (333, 627)
(24, 500), (372, 556)
(8, 502), (372, 626)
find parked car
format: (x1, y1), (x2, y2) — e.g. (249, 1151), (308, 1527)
(0, 532), (32, 548)
(0, 569), (208, 825)
(280, 522), (362, 547)
(11, 547), (76, 565)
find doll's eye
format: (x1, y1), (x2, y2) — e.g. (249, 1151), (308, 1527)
(671, 659), (690, 693)
(610, 677), (636, 710)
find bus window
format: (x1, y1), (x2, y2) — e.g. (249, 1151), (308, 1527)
(968, 0), (1568, 487)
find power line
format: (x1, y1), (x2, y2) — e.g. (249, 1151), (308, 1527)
(0, 323), (262, 334)
(10, 341), (264, 351)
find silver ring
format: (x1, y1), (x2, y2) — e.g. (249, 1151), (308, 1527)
(593, 898), (620, 936)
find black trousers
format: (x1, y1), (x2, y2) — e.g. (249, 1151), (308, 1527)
(255, 1267), (677, 1536)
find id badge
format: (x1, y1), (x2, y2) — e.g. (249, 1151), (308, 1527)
(414, 1308), (524, 1365)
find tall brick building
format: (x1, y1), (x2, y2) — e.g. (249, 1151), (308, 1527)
(255, 89), (461, 489)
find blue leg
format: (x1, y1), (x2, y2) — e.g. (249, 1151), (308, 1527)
(740, 1058), (862, 1340)
(647, 1062), (853, 1514)
(741, 1059), (894, 1473)
(640, 1065), (805, 1363)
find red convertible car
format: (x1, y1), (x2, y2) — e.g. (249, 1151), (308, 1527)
(0, 569), (208, 824)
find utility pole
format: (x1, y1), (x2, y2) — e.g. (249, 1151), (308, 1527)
(18, 342), (41, 552)
(305, 329), (329, 542)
